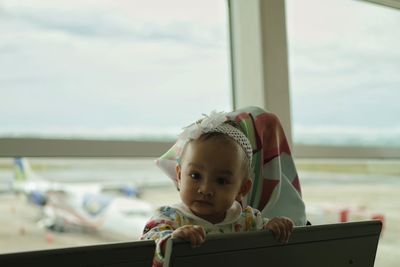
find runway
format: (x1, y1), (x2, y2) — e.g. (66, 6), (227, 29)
(0, 194), (111, 254)
(0, 179), (397, 267)
(0, 186), (179, 254)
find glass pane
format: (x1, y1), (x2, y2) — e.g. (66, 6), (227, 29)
(297, 158), (399, 267)
(0, 0), (231, 140)
(0, 157), (179, 252)
(286, 0), (400, 147)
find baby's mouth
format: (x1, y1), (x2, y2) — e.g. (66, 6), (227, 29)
(194, 200), (213, 206)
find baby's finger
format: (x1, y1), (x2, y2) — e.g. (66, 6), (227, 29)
(279, 222), (291, 243)
(188, 233), (198, 247)
(193, 225), (206, 240)
(281, 225), (289, 243)
(189, 231), (204, 247)
(283, 220), (293, 242)
(272, 226), (281, 240)
(171, 229), (184, 240)
(284, 219), (294, 230)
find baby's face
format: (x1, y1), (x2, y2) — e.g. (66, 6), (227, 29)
(176, 137), (250, 224)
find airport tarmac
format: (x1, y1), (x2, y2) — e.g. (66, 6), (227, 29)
(0, 183), (397, 267)
(0, 186), (179, 254)
(0, 194), (108, 254)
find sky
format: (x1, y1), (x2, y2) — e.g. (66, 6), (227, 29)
(286, 0), (400, 146)
(0, 0), (231, 139)
(0, 0), (399, 146)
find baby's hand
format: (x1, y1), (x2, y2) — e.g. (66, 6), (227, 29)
(172, 225), (206, 247)
(263, 217), (294, 243)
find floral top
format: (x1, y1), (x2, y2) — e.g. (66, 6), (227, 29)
(140, 201), (268, 267)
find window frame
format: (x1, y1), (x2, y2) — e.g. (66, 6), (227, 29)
(1, 0), (399, 159)
(363, 0), (400, 9)
(228, 0), (400, 159)
(0, 138), (173, 157)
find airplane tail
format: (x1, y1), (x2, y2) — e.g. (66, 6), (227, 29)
(13, 157), (49, 206)
(14, 157), (39, 182)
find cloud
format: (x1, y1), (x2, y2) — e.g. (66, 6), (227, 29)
(0, 0), (227, 47)
(0, 0), (232, 137)
(294, 124), (400, 147)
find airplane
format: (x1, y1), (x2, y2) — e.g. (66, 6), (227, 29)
(11, 157), (385, 234)
(39, 190), (153, 240)
(11, 157), (154, 240)
(13, 157), (63, 206)
(12, 157), (142, 206)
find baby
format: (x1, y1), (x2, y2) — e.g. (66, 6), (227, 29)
(141, 111), (293, 267)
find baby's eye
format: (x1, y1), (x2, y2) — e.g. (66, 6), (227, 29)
(190, 172), (201, 180)
(216, 177), (229, 185)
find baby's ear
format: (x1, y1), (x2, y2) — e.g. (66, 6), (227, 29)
(175, 165), (181, 180)
(236, 178), (252, 202)
(175, 165), (182, 191)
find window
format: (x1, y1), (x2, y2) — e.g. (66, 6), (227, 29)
(286, 1), (400, 266)
(1, 1), (398, 265)
(0, 157), (179, 252)
(0, 0), (231, 141)
(0, 0), (230, 252)
(286, 0), (400, 148)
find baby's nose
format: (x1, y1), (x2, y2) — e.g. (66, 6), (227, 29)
(197, 181), (213, 197)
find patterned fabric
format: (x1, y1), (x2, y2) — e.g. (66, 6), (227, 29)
(157, 106), (307, 226)
(205, 123), (253, 160)
(141, 201), (266, 267)
(177, 110), (253, 160)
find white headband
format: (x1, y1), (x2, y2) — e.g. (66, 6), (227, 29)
(177, 111), (253, 161)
